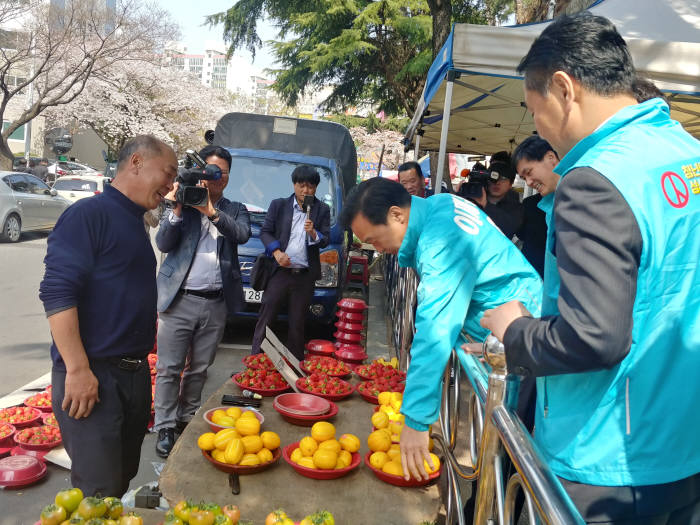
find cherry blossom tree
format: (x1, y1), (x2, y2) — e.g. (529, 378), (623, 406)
(0, 0), (176, 168)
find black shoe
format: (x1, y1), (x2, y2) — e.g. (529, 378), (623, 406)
(175, 420), (189, 434)
(155, 428), (175, 458)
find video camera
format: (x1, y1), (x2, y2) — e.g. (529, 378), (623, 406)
(175, 149), (222, 207)
(459, 167), (498, 200)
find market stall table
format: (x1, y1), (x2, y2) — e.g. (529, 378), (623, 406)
(159, 379), (442, 524)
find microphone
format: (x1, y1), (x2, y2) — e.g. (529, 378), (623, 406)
(303, 195), (314, 221)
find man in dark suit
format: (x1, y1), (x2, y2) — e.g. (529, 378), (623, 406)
(153, 145), (250, 457)
(251, 165), (331, 360)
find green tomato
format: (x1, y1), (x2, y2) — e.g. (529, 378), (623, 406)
(103, 497), (123, 520)
(41, 504), (68, 525)
(55, 488), (84, 514)
(77, 498), (107, 520)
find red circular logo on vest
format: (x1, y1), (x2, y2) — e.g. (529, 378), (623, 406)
(661, 171), (689, 209)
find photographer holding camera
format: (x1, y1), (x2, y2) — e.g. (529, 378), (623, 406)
(153, 145), (251, 457)
(458, 164), (519, 239)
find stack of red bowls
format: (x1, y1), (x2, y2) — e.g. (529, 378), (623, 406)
(305, 339), (336, 357)
(334, 298), (368, 367)
(272, 393), (339, 426)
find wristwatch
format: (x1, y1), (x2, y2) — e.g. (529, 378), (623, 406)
(208, 209), (220, 223)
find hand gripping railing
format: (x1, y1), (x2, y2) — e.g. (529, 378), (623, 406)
(433, 337), (585, 525)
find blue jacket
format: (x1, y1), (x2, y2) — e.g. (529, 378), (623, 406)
(398, 194), (542, 431)
(156, 198), (251, 314)
(535, 99), (700, 486)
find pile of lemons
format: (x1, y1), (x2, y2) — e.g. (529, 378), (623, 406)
(367, 391), (439, 478)
(289, 422), (361, 470)
(376, 357), (399, 369)
(198, 407), (281, 467)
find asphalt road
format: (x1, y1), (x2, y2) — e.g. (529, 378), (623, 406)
(0, 232), (261, 524)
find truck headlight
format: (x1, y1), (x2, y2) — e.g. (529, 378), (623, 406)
(315, 249), (338, 288)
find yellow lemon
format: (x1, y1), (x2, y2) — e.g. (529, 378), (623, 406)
(389, 421), (404, 435)
(367, 429), (392, 452)
(299, 436), (318, 457)
(391, 434), (401, 443)
(297, 456), (315, 469)
(379, 427), (392, 439)
(371, 411), (389, 429)
(211, 449), (226, 463)
(311, 421), (335, 442)
(369, 451), (389, 469)
(338, 449), (352, 467)
(312, 448), (338, 470)
(382, 460), (404, 476)
(197, 432), (216, 451)
(241, 434), (263, 454)
(290, 447), (303, 463)
(224, 438), (245, 464)
(377, 391), (392, 406)
(234, 416), (260, 436)
(339, 433), (361, 453)
(260, 431), (281, 450)
(240, 410), (258, 419)
(211, 409), (227, 423)
(225, 406), (242, 419)
(239, 453), (261, 466)
(257, 448), (273, 464)
(387, 444), (401, 461)
(318, 439), (341, 454)
(390, 392), (403, 411)
(423, 453), (441, 474)
(335, 455), (349, 469)
(217, 415), (236, 428)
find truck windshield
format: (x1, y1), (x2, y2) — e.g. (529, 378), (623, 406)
(223, 156), (336, 221)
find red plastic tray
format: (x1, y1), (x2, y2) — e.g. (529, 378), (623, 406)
(295, 378), (355, 401)
(0, 447), (11, 459)
(305, 339), (336, 355)
(274, 401), (339, 426)
(282, 442), (361, 480)
(333, 330), (364, 344)
(0, 455), (47, 488)
(232, 374), (291, 397)
(337, 298), (367, 312)
(23, 393), (53, 413)
(201, 447), (281, 474)
(0, 407), (42, 428)
(10, 446), (50, 461)
(13, 426), (62, 450)
(363, 452), (440, 487)
(334, 321), (364, 334)
(336, 310), (365, 322)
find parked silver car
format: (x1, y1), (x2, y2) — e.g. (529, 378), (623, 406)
(0, 171), (71, 242)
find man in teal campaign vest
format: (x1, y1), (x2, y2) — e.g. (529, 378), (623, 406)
(481, 13), (700, 525)
(340, 178), (542, 482)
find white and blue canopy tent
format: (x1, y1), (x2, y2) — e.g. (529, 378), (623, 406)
(404, 0), (700, 191)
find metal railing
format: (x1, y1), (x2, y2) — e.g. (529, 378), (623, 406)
(383, 264), (585, 525)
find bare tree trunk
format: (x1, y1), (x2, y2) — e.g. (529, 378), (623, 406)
(554, 0), (596, 16)
(0, 138), (14, 170)
(426, 0), (453, 58)
(515, 0), (550, 23)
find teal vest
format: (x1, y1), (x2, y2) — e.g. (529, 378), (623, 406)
(536, 99), (700, 486)
(537, 193), (558, 315)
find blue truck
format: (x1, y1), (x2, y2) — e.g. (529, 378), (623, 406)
(211, 113), (357, 329)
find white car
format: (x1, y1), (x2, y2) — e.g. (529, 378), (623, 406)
(47, 161), (100, 178)
(52, 174), (113, 203)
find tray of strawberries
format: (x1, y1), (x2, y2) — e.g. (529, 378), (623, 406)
(23, 392), (53, 412)
(242, 354), (277, 371)
(300, 356), (351, 378)
(357, 378), (406, 404)
(14, 425), (62, 450)
(354, 361), (407, 382)
(42, 413), (59, 428)
(233, 368), (291, 396)
(0, 407), (42, 428)
(296, 374), (355, 401)
(0, 423), (16, 447)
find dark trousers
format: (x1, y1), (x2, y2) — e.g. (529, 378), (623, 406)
(52, 360), (151, 497)
(561, 473), (700, 525)
(251, 268), (315, 360)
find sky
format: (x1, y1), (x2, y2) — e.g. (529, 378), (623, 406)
(155, 0), (279, 76)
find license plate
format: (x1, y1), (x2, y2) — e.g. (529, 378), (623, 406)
(244, 287), (263, 303)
